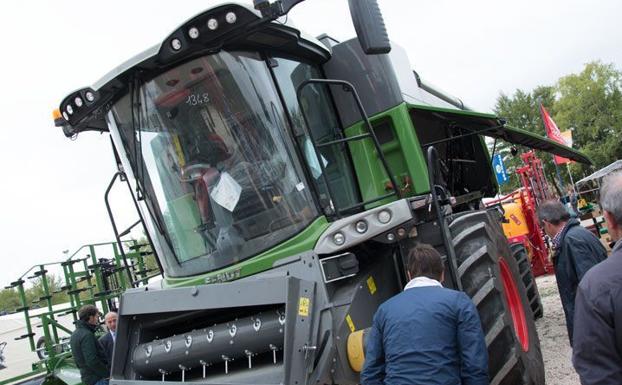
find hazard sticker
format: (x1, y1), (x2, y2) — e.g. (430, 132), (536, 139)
(298, 297), (310, 317)
(345, 314), (356, 332)
(366, 276), (377, 295)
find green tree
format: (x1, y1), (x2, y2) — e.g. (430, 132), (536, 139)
(0, 288), (21, 311)
(554, 61), (622, 172)
(493, 62), (622, 194)
(493, 86), (557, 193)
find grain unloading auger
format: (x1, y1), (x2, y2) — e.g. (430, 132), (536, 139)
(52, 1), (590, 384)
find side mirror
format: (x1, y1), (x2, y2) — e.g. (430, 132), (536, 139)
(348, 0), (391, 54)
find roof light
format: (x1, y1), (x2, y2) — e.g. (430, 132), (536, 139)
(62, 111), (69, 121)
(74, 96), (83, 107)
(188, 27), (200, 39)
(207, 18), (218, 30)
(85, 91), (95, 102)
(170, 38), (182, 51)
(66, 105), (74, 115)
(225, 12), (237, 24)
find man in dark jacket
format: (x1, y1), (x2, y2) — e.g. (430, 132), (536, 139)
(573, 171), (622, 384)
(361, 244), (488, 385)
(537, 200), (607, 345)
(70, 305), (109, 385)
(99, 311), (117, 365)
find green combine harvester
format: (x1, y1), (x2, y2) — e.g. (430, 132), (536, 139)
(7, 0), (592, 384)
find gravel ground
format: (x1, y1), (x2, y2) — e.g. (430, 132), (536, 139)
(535, 274), (581, 385)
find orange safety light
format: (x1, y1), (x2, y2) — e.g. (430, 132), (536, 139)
(52, 108), (65, 127)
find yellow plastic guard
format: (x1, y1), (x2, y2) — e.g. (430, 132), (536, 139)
(347, 330), (365, 372)
(501, 201), (530, 238)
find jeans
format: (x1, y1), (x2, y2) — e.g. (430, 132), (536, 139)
(94, 379), (109, 385)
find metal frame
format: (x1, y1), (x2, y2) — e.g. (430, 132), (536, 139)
(112, 276), (316, 385)
(2, 241), (159, 385)
(104, 171), (163, 287)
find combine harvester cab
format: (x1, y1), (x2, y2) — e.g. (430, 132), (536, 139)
(52, 1), (591, 384)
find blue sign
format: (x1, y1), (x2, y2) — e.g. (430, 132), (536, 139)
(492, 154), (510, 185)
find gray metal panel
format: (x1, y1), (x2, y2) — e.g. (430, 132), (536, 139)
(323, 38), (474, 129)
(119, 277), (290, 315)
(90, 3), (328, 93)
(388, 45), (460, 109)
(314, 199), (413, 255)
(322, 38), (403, 128)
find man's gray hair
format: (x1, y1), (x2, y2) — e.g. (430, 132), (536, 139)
(537, 200), (570, 225)
(600, 171), (622, 225)
(104, 311), (118, 320)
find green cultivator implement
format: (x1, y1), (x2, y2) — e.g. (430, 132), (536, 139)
(1, 242), (158, 385)
(7, 0), (592, 384)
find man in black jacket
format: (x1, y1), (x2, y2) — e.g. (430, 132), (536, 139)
(70, 305), (109, 385)
(99, 311), (117, 365)
(573, 171), (622, 384)
(537, 200), (607, 345)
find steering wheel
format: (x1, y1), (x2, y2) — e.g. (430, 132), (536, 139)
(180, 163), (214, 183)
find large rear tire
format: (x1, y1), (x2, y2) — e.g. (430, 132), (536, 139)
(510, 242), (544, 320)
(449, 210), (545, 385)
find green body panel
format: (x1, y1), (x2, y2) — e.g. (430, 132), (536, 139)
(344, 103), (431, 208)
(53, 359), (82, 385)
(163, 216), (329, 287)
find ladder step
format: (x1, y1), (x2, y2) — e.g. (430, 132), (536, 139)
(14, 333), (35, 341)
(33, 270), (49, 277)
(15, 306), (30, 312)
(67, 287), (91, 295)
(128, 243), (150, 251)
(10, 279), (25, 287)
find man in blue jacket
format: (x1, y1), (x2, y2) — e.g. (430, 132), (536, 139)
(537, 200), (607, 345)
(361, 243), (488, 385)
(573, 171), (622, 384)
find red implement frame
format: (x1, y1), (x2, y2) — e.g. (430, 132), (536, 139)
(512, 151), (554, 276)
(488, 151), (554, 276)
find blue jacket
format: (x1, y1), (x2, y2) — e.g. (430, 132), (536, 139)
(553, 219), (607, 345)
(361, 285), (488, 385)
(572, 241), (622, 385)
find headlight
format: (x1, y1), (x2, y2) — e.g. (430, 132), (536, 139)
(355, 220), (368, 234)
(333, 232), (345, 246)
(377, 209), (391, 224)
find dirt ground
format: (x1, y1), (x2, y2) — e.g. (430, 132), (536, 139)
(535, 274), (581, 385)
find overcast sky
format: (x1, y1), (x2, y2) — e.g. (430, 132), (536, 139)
(0, 0), (620, 287)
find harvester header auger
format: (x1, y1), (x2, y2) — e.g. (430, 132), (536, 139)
(48, 1), (592, 384)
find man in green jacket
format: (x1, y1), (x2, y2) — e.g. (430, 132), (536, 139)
(70, 305), (110, 385)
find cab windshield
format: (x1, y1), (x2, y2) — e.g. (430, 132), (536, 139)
(111, 51), (318, 275)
